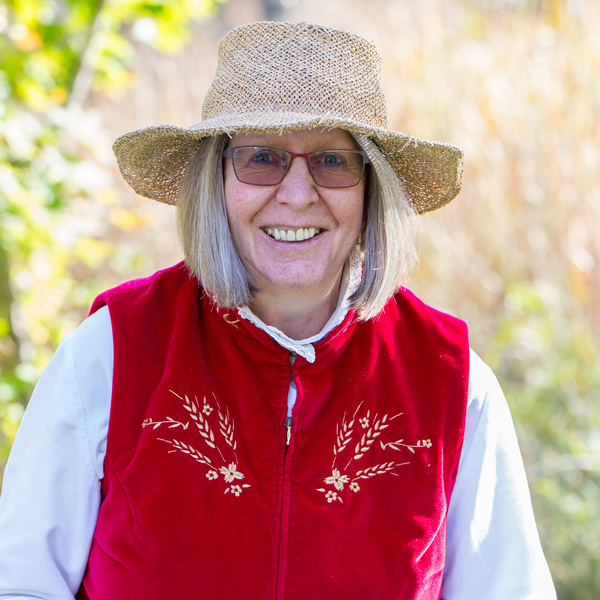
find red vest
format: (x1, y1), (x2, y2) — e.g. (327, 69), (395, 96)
(78, 262), (469, 600)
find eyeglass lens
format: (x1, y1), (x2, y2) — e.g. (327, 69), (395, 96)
(225, 146), (367, 188)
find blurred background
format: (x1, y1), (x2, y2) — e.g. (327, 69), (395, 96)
(0, 0), (598, 597)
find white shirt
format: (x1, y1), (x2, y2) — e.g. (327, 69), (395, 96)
(0, 305), (556, 599)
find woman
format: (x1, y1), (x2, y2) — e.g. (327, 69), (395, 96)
(0, 21), (555, 600)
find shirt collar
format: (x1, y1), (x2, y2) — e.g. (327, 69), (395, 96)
(237, 249), (362, 363)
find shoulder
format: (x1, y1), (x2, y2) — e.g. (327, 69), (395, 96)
(384, 287), (469, 340)
(466, 349), (509, 415)
(371, 289), (470, 371)
(89, 261), (195, 315)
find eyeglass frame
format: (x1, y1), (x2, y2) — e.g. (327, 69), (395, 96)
(222, 145), (370, 189)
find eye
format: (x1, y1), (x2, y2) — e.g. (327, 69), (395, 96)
(313, 151), (347, 167)
(248, 148), (283, 165)
(250, 151), (273, 164)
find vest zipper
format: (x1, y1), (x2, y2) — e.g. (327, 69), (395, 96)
(285, 351), (297, 451)
(274, 350), (297, 599)
(284, 416), (293, 449)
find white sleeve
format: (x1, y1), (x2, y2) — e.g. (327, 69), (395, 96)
(442, 350), (556, 599)
(0, 307), (113, 600)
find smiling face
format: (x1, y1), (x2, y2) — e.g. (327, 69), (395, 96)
(223, 128), (365, 303)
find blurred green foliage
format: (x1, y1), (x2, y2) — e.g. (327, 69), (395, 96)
(0, 0), (226, 472)
(485, 281), (600, 598)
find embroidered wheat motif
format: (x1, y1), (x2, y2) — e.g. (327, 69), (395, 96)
(354, 462), (405, 479)
(351, 413), (389, 461)
(317, 404), (431, 504)
(142, 390), (250, 497)
(333, 405), (359, 457)
(218, 405), (238, 451)
(142, 417), (188, 430)
(159, 438), (213, 467)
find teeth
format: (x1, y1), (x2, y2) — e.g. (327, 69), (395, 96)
(265, 227), (321, 242)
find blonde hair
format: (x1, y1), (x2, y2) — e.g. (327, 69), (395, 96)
(177, 132), (420, 319)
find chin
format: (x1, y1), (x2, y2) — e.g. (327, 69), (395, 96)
(260, 270), (327, 293)
(268, 277), (321, 292)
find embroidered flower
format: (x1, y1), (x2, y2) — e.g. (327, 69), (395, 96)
(359, 416), (370, 429)
(325, 490), (341, 503)
(324, 468), (349, 490)
(418, 439), (432, 448)
(220, 462), (245, 483)
(350, 482), (360, 492)
(228, 485), (243, 497)
(203, 402), (213, 416)
(206, 470), (218, 480)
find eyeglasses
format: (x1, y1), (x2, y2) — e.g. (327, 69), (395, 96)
(222, 146), (369, 188)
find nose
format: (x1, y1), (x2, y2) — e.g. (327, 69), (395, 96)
(275, 156), (320, 209)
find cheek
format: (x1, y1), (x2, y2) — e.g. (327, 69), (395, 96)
(342, 190), (365, 234)
(224, 179), (252, 225)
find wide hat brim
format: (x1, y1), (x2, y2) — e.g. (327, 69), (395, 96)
(113, 112), (463, 214)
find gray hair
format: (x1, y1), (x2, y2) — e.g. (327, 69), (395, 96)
(177, 132), (420, 320)
(349, 133), (420, 319)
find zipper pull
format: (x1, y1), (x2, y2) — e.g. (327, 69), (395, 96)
(286, 351), (296, 448)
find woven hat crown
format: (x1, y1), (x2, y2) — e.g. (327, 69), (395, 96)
(200, 21), (387, 130)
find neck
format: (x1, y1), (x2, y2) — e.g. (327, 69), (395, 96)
(249, 273), (344, 340)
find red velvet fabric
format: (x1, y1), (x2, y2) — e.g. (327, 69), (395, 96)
(77, 262), (469, 600)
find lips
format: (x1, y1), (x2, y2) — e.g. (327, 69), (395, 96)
(263, 227), (322, 242)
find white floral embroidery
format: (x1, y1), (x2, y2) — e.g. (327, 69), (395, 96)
(325, 490), (342, 503)
(225, 484), (250, 496)
(146, 390), (250, 497)
(220, 463), (245, 483)
(324, 468), (349, 490)
(317, 402), (432, 504)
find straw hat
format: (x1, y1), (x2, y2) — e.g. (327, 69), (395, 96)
(113, 21), (463, 213)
